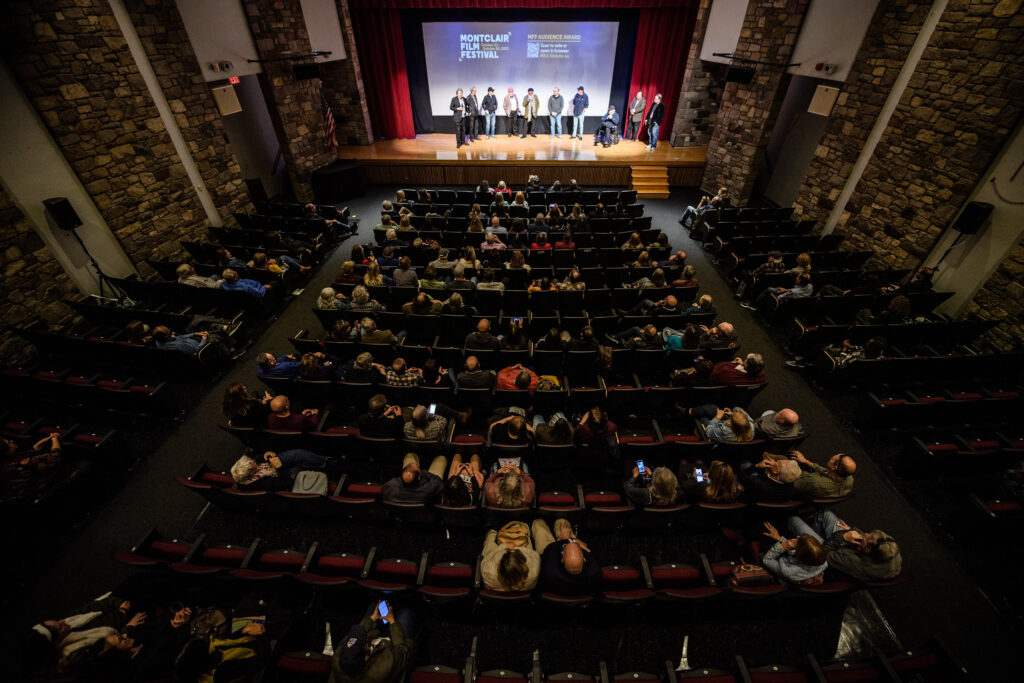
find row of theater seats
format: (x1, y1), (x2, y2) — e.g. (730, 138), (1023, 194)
(371, 227), (658, 248)
(177, 464), (842, 531)
(791, 316), (996, 358)
(387, 188), (640, 208)
(274, 638), (965, 683)
(120, 522), (898, 609)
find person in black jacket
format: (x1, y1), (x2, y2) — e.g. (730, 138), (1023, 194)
(466, 86), (480, 141)
(450, 88), (467, 148)
(644, 94), (664, 151)
(482, 86), (499, 138)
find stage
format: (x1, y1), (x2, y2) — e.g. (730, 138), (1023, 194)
(337, 134), (706, 198)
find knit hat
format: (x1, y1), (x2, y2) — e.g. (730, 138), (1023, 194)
(528, 88), (534, 92)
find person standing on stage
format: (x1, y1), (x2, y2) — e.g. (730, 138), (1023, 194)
(644, 93), (665, 151)
(626, 90), (646, 141)
(482, 87), (499, 139)
(521, 88), (540, 139)
(571, 86), (589, 140)
(548, 87), (565, 139)
(467, 87), (481, 142)
(503, 87), (520, 137)
(451, 88), (468, 149)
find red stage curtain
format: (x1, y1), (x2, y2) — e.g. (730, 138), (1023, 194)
(627, 6), (696, 144)
(351, 9), (416, 139)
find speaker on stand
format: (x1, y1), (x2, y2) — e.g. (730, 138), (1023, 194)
(934, 200), (994, 267)
(43, 197), (125, 301)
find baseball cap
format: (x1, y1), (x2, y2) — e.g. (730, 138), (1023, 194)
(487, 87), (494, 92)
(528, 88), (534, 92)
(337, 624), (368, 674)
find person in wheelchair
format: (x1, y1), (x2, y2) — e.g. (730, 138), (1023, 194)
(594, 105), (620, 147)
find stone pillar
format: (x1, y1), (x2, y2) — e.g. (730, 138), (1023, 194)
(245, 0), (373, 201)
(670, 0), (723, 148)
(0, 0), (250, 272)
(793, 0), (1024, 267)
(0, 187), (79, 362)
(700, 0), (810, 204)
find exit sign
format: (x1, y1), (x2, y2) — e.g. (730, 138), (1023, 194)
(228, 76), (240, 85)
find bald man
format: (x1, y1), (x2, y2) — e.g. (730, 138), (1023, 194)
(456, 355), (496, 389)
(538, 518), (601, 595)
(755, 408), (802, 438)
(266, 395), (319, 431)
(790, 450), (856, 498)
(623, 293), (680, 317)
(382, 452), (446, 503)
(464, 318), (501, 351)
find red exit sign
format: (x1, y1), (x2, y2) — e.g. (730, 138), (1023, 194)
(228, 76), (240, 85)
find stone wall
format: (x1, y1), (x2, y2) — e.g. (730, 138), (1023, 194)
(793, 0), (1024, 268)
(0, 187), (78, 362)
(321, 0), (373, 146)
(244, 0), (371, 202)
(965, 236), (1024, 350)
(0, 0), (248, 274)
(670, 0), (723, 148)
(701, 0), (810, 204)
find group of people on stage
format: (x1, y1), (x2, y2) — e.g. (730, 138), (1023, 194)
(450, 86), (664, 151)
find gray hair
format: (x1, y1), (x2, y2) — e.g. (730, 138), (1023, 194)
(777, 460), (801, 483)
(453, 264), (466, 277)
(351, 285), (369, 305)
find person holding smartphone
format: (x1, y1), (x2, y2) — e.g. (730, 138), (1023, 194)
(332, 601), (417, 683)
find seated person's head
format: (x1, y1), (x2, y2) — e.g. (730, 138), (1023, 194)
(176, 264), (194, 279)
(269, 395), (289, 414)
(497, 548), (529, 590)
(465, 355), (479, 371)
(794, 535), (827, 567)
(506, 415), (527, 439)
(221, 269), (239, 283)
(368, 393), (387, 417)
(514, 369), (532, 390)
(151, 325), (171, 343)
(354, 352), (373, 370)
(497, 471), (524, 507)
(562, 540), (586, 576)
(650, 467), (679, 506)
(401, 459), (421, 485)
(392, 357), (407, 373)
(477, 318), (490, 333)
(744, 353), (764, 374)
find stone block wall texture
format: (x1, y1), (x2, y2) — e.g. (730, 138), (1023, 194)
(0, 187), (79, 362)
(701, 0), (810, 204)
(671, 0), (723, 148)
(0, 0), (249, 276)
(793, 0), (1024, 270)
(965, 236), (1024, 350)
(244, 0), (372, 202)
(322, 0), (373, 146)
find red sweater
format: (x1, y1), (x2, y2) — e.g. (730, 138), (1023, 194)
(711, 361), (766, 386)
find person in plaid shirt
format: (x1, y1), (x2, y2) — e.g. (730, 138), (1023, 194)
(386, 357), (423, 386)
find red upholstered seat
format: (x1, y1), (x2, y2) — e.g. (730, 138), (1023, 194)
(538, 492), (575, 505)
(585, 493), (623, 505)
(347, 483), (383, 497)
(201, 472), (235, 487)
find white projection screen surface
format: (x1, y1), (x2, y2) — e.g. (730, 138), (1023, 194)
(421, 21), (620, 117)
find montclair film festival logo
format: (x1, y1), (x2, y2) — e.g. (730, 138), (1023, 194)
(459, 32), (580, 60)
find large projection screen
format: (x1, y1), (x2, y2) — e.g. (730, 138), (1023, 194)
(422, 21), (620, 118)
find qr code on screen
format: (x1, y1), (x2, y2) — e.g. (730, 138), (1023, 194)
(526, 42), (539, 58)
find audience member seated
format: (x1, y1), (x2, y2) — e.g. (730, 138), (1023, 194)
(456, 355), (496, 389)
(358, 394), (404, 438)
(754, 408), (802, 438)
(331, 600), (416, 683)
(230, 449), (329, 490)
(790, 450), (856, 498)
(248, 252), (284, 276)
(568, 325), (599, 351)
(215, 247), (248, 269)
(496, 363), (539, 393)
(559, 267), (586, 291)
(533, 412), (574, 444)
(428, 248), (455, 272)
(402, 291), (442, 316)
(222, 383), (273, 428)
(386, 358), (422, 386)
(151, 325), (224, 358)
(690, 405), (753, 442)
(481, 233), (506, 253)
(607, 323), (662, 349)
(679, 187), (728, 227)
(539, 518), (601, 595)
(485, 462), (536, 508)
(740, 455), (801, 502)
(361, 317), (404, 345)
(624, 464), (681, 507)
(536, 327), (569, 350)
(682, 460), (743, 504)
(176, 263), (220, 288)
(699, 322), (737, 348)
(742, 273), (813, 311)
(489, 413), (535, 446)
(383, 452), (446, 503)
(761, 521), (828, 585)
(393, 257), (419, 287)
(465, 318), (501, 351)
(501, 319), (530, 350)
(419, 265), (447, 292)
(220, 268), (271, 298)
(788, 511), (902, 582)
(671, 265), (699, 288)
(480, 520), (547, 591)
(448, 265), (476, 291)
(621, 294), (679, 318)
(711, 353), (766, 386)
(335, 261), (362, 285)
(442, 453), (485, 506)
(554, 231), (575, 249)
(574, 407), (617, 445)
(0, 434), (66, 507)
(404, 404), (456, 441)
(476, 266), (505, 290)
(682, 294), (715, 318)
(346, 352), (387, 384)
(662, 324), (702, 351)
(299, 351), (344, 381)
(317, 287), (350, 311)
(420, 358), (452, 388)
(267, 395), (320, 432)
(258, 352), (302, 379)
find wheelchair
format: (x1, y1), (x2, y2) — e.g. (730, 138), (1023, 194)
(594, 123), (620, 148)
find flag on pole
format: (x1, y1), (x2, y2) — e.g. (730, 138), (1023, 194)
(320, 84), (338, 151)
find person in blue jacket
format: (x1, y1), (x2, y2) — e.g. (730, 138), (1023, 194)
(571, 86), (589, 139)
(594, 105), (619, 147)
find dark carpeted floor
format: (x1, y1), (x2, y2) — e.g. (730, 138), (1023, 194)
(2, 185), (1020, 681)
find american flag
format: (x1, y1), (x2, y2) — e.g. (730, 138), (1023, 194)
(320, 84), (337, 151)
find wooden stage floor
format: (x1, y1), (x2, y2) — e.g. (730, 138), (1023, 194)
(338, 134), (705, 188)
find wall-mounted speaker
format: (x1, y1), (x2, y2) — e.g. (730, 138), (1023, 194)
(724, 66), (755, 84)
(952, 201), (993, 235)
(293, 63), (320, 80)
(43, 197), (82, 232)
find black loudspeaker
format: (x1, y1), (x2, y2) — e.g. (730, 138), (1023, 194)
(952, 201), (993, 235)
(43, 197), (82, 231)
(293, 63), (320, 80)
(724, 66), (755, 84)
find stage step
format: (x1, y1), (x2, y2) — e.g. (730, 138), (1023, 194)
(630, 165), (670, 199)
